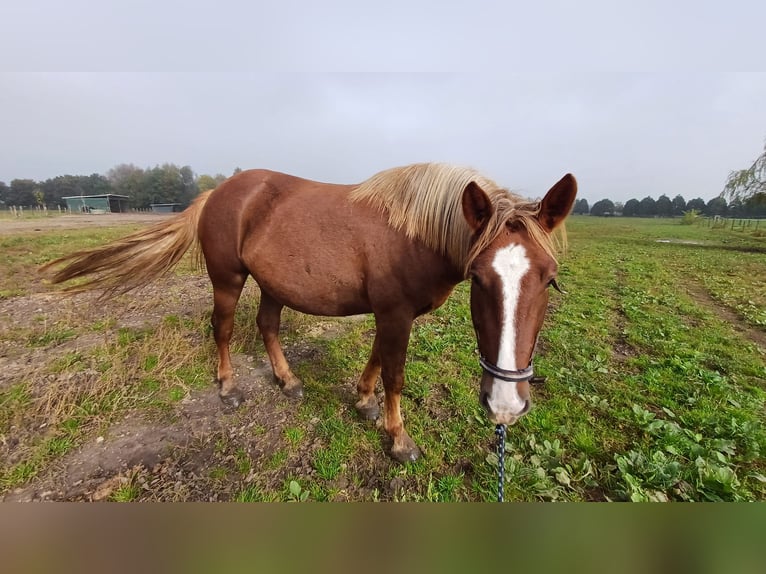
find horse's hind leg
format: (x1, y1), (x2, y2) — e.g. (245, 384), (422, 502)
(355, 335), (381, 420)
(257, 291), (304, 399)
(211, 272), (248, 408)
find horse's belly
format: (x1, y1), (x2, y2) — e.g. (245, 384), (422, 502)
(250, 256), (371, 317)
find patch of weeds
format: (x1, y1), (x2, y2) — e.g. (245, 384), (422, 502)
(0, 382), (31, 429)
(286, 479), (310, 502)
(60, 417), (81, 433)
(313, 448), (344, 481)
(44, 435), (74, 457)
(143, 354), (159, 371)
(209, 467), (228, 480)
(617, 400), (757, 501)
(614, 449), (683, 502)
(489, 434), (598, 501)
(28, 328), (76, 347)
(283, 427), (304, 449)
(307, 485), (331, 502)
(90, 318), (116, 332)
(213, 436), (230, 454)
(1, 461), (38, 489)
(266, 450), (287, 470)
(111, 482), (142, 502)
(695, 457), (742, 501)
(571, 426), (600, 456)
(167, 386), (186, 402)
(49, 351), (85, 373)
(140, 377), (162, 392)
(401, 362), (432, 402)
(117, 327), (151, 346)
(94, 356), (114, 373)
(235, 484), (265, 502)
(312, 411), (354, 480)
(234, 447), (251, 475)
(0, 288), (24, 299)
(425, 473), (464, 502)
(172, 364), (209, 390)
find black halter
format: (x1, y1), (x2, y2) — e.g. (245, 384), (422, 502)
(479, 356), (535, 383)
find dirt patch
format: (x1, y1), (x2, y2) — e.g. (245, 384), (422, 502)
(2, 355), (288, 501)
(0, 275), (212, 394)
(684, 283), (766, 352)
(3, 343), (390, 502)
(0, 213), (172, 236)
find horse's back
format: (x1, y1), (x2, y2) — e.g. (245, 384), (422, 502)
(198, 169), (461, 317)
(199, 169), (352, 247)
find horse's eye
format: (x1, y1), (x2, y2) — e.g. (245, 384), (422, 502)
(548, 278), (566, 294)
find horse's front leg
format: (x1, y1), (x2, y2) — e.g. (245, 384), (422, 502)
(376, 313), (421, 463)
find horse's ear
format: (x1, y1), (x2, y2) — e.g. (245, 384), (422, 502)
(538, 174), (577, 232)
(462, 181), (493, 232)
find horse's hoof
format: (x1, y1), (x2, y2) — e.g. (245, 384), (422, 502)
(390, 444), (422, 464)
(219, 388), (244, 409)
(355, 399), (380, 421)
(281, 384), (304, 399)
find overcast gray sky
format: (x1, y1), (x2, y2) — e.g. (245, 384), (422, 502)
(1, 2), (765, 204)
(2, 73), (764, 203)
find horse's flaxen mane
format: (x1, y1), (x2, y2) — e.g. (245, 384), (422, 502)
(350, 163), (558, 276)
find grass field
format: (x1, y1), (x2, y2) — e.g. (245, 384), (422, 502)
(1, 216), (764, 501)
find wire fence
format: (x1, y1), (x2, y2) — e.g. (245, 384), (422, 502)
(0, 205), (159, 217)
(701, 216), (765, 231)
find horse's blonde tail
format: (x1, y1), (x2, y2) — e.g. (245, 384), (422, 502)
(40, 190), (214, 296)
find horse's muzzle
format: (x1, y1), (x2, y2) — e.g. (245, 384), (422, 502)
(480, 390), (531, 425)
(477, 356), (534, 424)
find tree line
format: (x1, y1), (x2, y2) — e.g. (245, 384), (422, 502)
(578, 138), (766, 218)
(573, 192), (766, 218)
(0, 164), (237, 210)
(4, 137), (765, 216)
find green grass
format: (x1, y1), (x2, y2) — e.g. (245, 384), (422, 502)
(285, 216), (766, 501)
(110, 482), (142, 502)
(525, 216), (766, 501)
(1, 216), (764, 501)
(283, 427), (304, 448)
(235, 484), (267, 502)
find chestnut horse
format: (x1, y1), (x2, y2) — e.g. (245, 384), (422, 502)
(41, 164), (576, 462)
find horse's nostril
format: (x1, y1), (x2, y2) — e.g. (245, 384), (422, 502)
(521, 399), (531, 415)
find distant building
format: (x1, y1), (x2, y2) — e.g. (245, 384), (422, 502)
(62, 194), (130, 213)
(150, 203), (183, 213)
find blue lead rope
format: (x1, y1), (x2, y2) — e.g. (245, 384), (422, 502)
(495, 423), (506, 502)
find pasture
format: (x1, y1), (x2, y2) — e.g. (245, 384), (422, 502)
(1, 215), (764, 501)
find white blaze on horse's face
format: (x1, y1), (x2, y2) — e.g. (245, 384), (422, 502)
(487, 243), (531, 422)
(492, 244), (530, 372)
